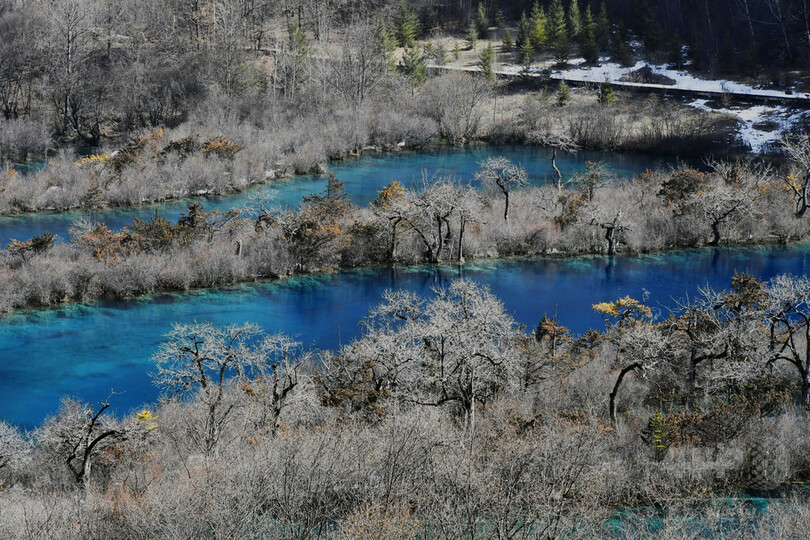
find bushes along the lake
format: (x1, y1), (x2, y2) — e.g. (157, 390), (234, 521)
(2, 276), (810, 538)
(0, 157), (807, 316)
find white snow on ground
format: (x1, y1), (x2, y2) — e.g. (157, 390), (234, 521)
(549, 60), (810, 100)
(429, 59), (810, 154)
(547, 59), (810, 154)
(687, 99), (808, 153)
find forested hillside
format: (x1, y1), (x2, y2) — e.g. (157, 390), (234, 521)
(2, 0), (808, 156)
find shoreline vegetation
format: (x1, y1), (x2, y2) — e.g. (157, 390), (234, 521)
(0, 76), (737, 218)
(4, 273), (810, 538)
(1, 153), (809, 318)
(5, 0), (810, 537)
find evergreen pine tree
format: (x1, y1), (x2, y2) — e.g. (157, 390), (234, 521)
(596, 1), (611, 52)
(453, 41), (462, 60)
(381, 25), (399, 72)
(581, 5), (599, 63)
(502, 29), (514, 52)
(423, 42), (436, 59)
(466, 22), (479, 50)
(568, 0), (582, 46)
(517, 12), (531, 50)
(548, 0), (570, 64)
(598, 80), (617, 104)
(435, 42), (448, 65)
(474, 3), (490, 38)
(519, 40), (535, 79)
(529, 2), (547, 52)
(519, 39), (535, 69)
(395, 2), (419, 47)
(401, 45), (427, 90)
(611, 22), (632, 66)
(479, 43), (496, 81)
(557, 79), (571, 105)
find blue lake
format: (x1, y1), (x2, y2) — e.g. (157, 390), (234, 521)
(2, 242), (809, 428)
(0, 145), (666, 246)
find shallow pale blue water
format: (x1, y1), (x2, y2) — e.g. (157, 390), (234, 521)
(2, 241), (809, 428)
(0, 145), (666, 246)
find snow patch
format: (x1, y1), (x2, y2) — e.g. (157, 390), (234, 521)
(550, 60), (810, 100)
(687, 99), (807, 153)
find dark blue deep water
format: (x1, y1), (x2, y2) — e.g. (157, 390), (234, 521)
(0, 145), (665, 247)
(2, 242), (810, 428)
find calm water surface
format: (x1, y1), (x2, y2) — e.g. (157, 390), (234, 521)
(2, 242), (809, 428)
(0, 145), (667, 246)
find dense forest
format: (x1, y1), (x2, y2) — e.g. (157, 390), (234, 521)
(1, 0), (807, 161)
(493, 0), (810, 74)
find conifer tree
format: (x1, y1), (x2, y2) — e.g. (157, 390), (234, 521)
(453, 41), (462, 60)
(474, 3), (490, 38)
(557, 79), (571, 105)
(478, 43), (496, 81)
(598, 80), (617, 104)
(466, 22), (479, 50)
(517, 12), (531, 50)
(581, 5), (599, 63)
(596, 1), (611, 52)
(435, 42), (448, 65)
(529, 2), (547, 52)
(568, 0), (582, 46)
(548, 0), (570, 64)
(519, 40), (535, 79)
(519, 39), (535, 73)
(611, 22), (632, 66)
(381, 26), (399, 72)
(502, 30), (514, 52)
(401, 45), (427, 90)
(395, 2), (419, 47)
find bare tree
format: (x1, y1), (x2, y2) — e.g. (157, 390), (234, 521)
(37, 394), (126, 488)
(765, 274), (810, 404)
(152, 322), (264, 456)
(454, 186), (481, 262)
(401, 179), (462, 263)
(0, 421), (26, 473)
(239, 333), (310, 437)
(352, 279), (522, 428)
(418, 72), (490, 145)
(690, 174), (757, 245)
(475, 156), (527, 221)
(323, 18), (389, 113)
(527, 129), (580, 191)
(781, 135), (810, 218)
(668, 272), (767, 393)
(593, 296), (670, 423)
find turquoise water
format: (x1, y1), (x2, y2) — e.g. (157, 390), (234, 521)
(0, 145), (665, 246)
(2, 242), (809, 428)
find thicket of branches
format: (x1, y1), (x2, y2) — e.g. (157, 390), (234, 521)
(2, 274), (810, 537)
(0, 0), (778, 216)
(2, 152), (809, 316)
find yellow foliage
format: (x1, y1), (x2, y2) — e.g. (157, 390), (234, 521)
(593, 296), (652, 321)
(75, 153), (110, 166)
(201, 136), (244, 159)
(134, 409), (158, 430)
(375, 181), (405, 208)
